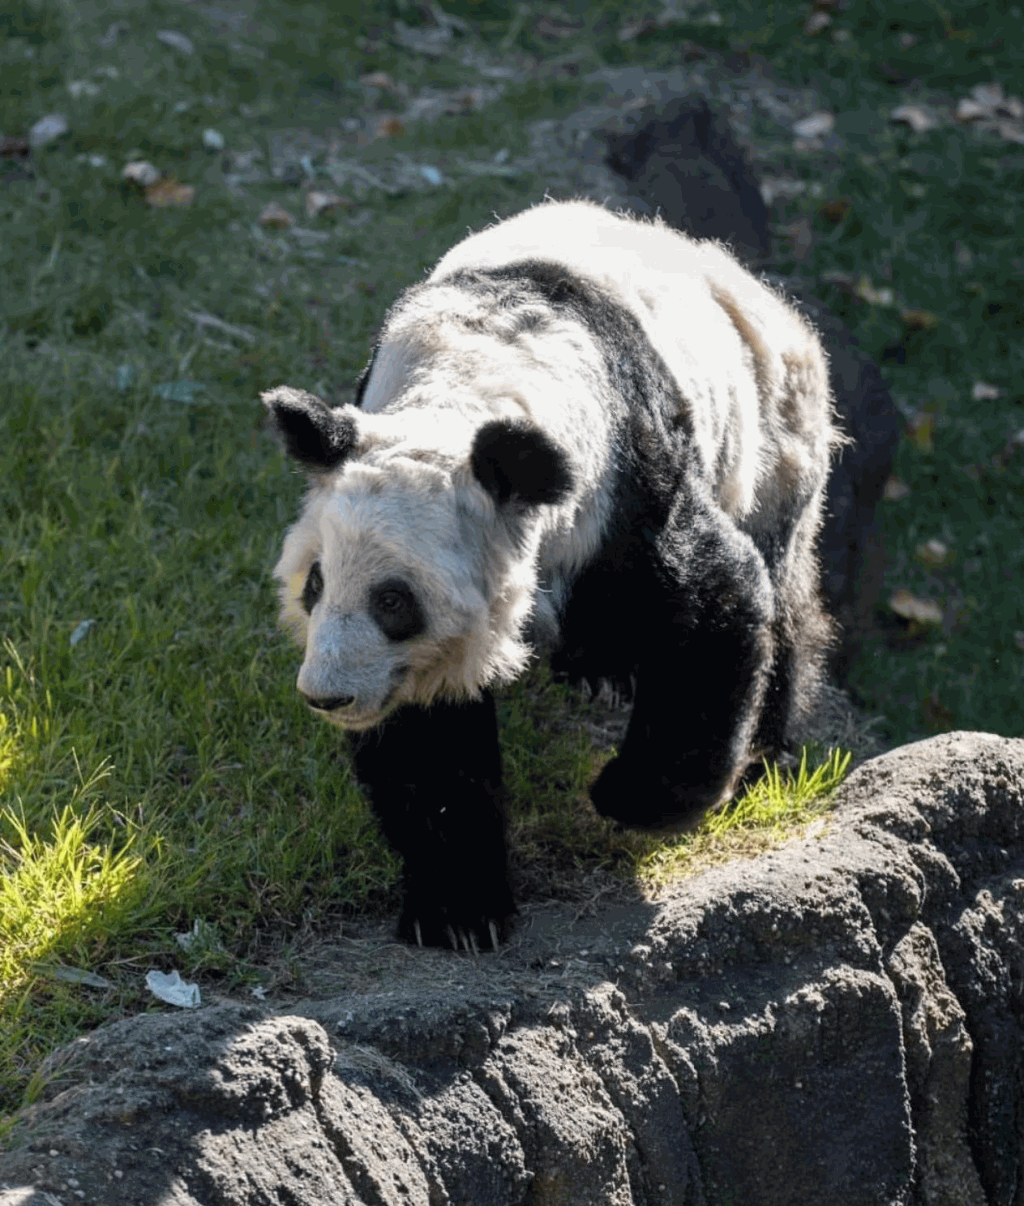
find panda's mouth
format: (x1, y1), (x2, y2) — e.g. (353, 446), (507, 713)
(302, 668), (409, 732)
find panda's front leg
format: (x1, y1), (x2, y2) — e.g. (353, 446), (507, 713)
(590, 503), (775, 833)
(349, 691), (515, 951)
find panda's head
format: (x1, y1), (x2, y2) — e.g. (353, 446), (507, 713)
(263, 386), (573, 730)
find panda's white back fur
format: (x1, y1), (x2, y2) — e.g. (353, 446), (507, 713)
(272, 199), (835, 723)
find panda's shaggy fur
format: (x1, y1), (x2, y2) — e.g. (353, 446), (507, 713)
(263, 199), (841, 950)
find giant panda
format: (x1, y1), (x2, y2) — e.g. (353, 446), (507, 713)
(262, 198), (840, 951)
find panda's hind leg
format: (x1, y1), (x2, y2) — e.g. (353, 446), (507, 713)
(589, 498), (775, 833)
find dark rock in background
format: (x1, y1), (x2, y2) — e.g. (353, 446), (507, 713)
(2, 732), (1020, 1205)
(603, 96), (771, 265)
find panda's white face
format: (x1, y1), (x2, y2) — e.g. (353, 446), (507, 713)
(274, 459), (509, 731)
(264, 383), (576, 727)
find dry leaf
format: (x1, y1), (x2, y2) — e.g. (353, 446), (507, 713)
(922, 690), (954, 731)
(534, 15), (582, 37)
(957, 97), (991, 122)
(759, 177), (806, 205)
(781, 218), (814, 261)
(819, 196), (852, 223)
(618, 16), (654, 41)
(372, 115), (405, 139)
(146, 178), (195, 207)
(996, 121), (1024, 145)
(916, 539), (951, 567)
(972, 381), (1003, 401)
(792, 112), (835, 138)
(971, 81), (1004, 108)
(0, 136), (30, 159)
(889, 590), (943, 624)
(259, 202), (295, 228)
(305, 189), (349, 218)
(900, 308), (939, 330)
(890, 104), (938, 133)
(123, 160), (162, 186)
(360, 71), (396, 89)
(854, 278), (895, 306)
(883, 476), (911, 501)
(156, 30), (195, 56)
(445, 88), (486, 114)
(994, 430), (1024, 468)
(906, 412), (934, 453)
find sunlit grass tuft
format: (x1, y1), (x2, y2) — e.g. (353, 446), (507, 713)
(636, 748), (853, 891)
(0, 765), (154, 1109)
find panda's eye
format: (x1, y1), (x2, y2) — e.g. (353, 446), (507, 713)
(369, 578), (425, 642)
(302, 561), (324, 613)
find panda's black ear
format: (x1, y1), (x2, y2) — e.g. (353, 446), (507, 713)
(471, 419), (574, 507)
(262, 386), (356, 471)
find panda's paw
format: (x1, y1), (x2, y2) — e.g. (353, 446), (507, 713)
(398, 886), (516, 953)
(590, 755), (728, 834)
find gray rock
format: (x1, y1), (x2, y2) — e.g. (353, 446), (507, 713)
(3, 732), (1024, 1205)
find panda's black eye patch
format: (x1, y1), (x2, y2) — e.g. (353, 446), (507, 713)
(369, 578), (425, 642)
(302, 561), (324, 613)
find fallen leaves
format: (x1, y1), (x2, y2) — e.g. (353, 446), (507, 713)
(890, 104), (938, 133)
(900, 308), (940, 331)
(818, 196), (851, 223)
(955, 82), (1024, 144)
(122, 160), (196, 206)
(0, 136), (30, 159)
(792, 111), (835, 139)
(156, 30), (195, 56)
(889, 590), (943, 625)
(905, 411), (935, 454)
(883, 477), (911, 501)
(916, 539), (953, 568)
(305, 190), (350, 219)
(145, 178), (196, 208)
(258, 202), (295, 229)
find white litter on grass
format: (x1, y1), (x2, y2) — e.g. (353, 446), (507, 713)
(157, 30), (195, 56)
(29, 114), (69, 147)
(972, 381), (1003, 401)
(146, 969), (201, 1008)
(202, 128), (225, 150)
(70, 619), (96, 646)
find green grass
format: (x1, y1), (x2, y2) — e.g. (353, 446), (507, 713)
(1, 0), (1022, 1119)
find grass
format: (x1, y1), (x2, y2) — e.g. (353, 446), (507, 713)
(1, 0), (1021, 1119)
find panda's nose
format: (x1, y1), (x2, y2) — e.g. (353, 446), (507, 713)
(300, 691), (356, 712)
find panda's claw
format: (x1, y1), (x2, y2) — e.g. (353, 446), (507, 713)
(489, 920), (500, 953)
(446, 925), (459, 951)
(413, 919), (423, 948)
(468, 930), (479, 956)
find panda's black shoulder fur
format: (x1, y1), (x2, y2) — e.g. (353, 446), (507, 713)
(392, 259), (701, 503)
